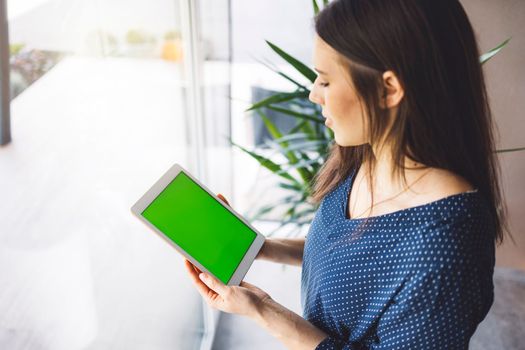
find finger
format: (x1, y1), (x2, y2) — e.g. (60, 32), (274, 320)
(184, 259), (200, 280)
(184, 260), (214, 296)
(184, 259), (204, 282)
(217, 193), (230, 206)
(183, 258), (203, 275)
(199, 272), (228, 295)
(190, 261), (202, 275)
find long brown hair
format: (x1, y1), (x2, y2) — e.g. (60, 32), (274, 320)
(310, 0), (508, 244)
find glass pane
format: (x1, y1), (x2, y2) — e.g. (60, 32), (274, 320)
(230, 0), (315, 230)
(0, 0), (231, 348)
(198, 0), (233, 198)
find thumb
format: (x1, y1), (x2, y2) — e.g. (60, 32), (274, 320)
(217, 193), (230, 206)
(240, 280), (258, 290)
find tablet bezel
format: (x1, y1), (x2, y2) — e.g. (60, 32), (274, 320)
(131, 163), (265, 286)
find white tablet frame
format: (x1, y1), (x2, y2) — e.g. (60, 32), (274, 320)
(131, 163), (265, 286)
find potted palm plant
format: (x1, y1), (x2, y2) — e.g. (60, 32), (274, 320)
(233, 0), (521, 237)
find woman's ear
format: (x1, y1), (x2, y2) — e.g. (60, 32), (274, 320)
(380, 70), (404, 109)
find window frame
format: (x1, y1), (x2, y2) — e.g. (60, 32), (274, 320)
(0, 0), (11, 146)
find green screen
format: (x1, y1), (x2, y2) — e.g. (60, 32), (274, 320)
(141, 172), (256, 284)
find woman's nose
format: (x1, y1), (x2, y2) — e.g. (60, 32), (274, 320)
(309, 88), (323, 105)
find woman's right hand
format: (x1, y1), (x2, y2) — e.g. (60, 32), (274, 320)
(217, 193), (270, 261)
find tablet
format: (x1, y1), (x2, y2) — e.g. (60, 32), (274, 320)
(131, 163), (265, 286)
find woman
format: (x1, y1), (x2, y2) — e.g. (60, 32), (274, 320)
(184, 0), (508, 348)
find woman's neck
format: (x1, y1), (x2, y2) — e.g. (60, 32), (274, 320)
(365, 145), (429, 198)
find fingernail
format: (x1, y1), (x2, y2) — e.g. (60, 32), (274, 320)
(199, 273), (206, 281)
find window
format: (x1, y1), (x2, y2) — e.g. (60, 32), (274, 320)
(0, 0), (232, 348)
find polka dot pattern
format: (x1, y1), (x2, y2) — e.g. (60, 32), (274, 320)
(301, 168), (496, 349)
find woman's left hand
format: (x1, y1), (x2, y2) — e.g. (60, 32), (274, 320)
(183, 259), (272, 319)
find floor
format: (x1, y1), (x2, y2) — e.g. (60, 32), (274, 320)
(471, 268), (525, 350)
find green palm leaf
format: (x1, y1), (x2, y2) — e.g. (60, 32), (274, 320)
(252, 55), (309, 90)
(246, 91), (308, 112)
(230, 140), (299, 184)
(312, 0), (320, 15)
(265, 40), (318, 83)
(480, 38), (511, 64)
(258, 110), (312, 182)
(495, 146), (525, 153)
(266, 105), (324, 124)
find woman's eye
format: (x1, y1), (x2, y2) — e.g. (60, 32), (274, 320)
(320, 82), (329, 87)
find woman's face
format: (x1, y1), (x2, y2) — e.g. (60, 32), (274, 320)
(309, 35), (368, 146)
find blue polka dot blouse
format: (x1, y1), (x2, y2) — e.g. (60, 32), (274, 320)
(301, 167), (495, 349)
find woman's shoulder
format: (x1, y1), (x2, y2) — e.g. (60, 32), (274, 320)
(424, 167), (475, 197)
(409, 185), (494, 260)
(402, 167), (476, 209)
(396, 168), (493, 245)
(414, 168), (490, 233)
